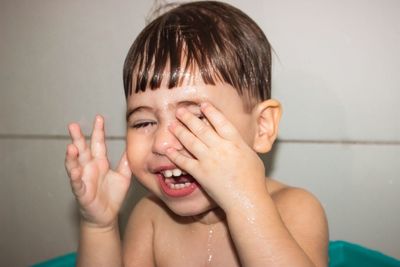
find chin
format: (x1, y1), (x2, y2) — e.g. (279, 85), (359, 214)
(167, 204), (213, 217)
(162, 195), (217, 217)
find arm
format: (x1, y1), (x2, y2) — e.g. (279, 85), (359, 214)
(225, 187), (328, 267)
(65, 116), (132, 267)
(122, 196), (156, 267)
(77, 221), (122, 267)
(165, 102), (328, 267)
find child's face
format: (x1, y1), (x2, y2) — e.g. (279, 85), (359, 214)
(126, 74), (256, 216)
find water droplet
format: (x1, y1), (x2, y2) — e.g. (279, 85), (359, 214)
(206, 225), (215, 265)
(247, 216), (256, 224)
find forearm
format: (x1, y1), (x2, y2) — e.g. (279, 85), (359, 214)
(77, 220), (122, 267)
(226, 195), (315, 267)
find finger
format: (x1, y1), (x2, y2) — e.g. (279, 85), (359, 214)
(175, 107), (219, 147)
(65, 144), (80, 176)
(68, 123), (91, 165)
(90, 115), (107, 160)
(200, 102), (240, 141)
(69, 167), (86, 198)
(116, 152), (132, 178)
(169, 121), (208, 159)
(166, 147), (198, 176)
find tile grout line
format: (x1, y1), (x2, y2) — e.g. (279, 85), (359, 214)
(276, 139), (400, 145)
(0, 134), (400, 145)
(0, 134), (125, 140)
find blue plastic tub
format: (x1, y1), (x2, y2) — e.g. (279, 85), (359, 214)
(32, 240), (400, 267)
(329, 241), (400, 267)
(32, 252), (76, 267)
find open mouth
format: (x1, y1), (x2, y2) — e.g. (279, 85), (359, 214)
(157, 168), (198, 197)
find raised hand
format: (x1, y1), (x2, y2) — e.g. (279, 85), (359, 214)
(166, 102), (267, 211)
(65, 115), (132, 228)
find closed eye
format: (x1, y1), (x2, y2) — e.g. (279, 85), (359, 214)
(131, 121), (157, 129)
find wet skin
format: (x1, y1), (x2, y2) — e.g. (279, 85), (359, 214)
(66, 75), (328, 266)
(125, 79), (259, 219)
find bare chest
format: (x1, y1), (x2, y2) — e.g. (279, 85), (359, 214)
(153, 221), (241, 267)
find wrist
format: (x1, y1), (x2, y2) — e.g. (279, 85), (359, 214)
(224, 191), (274, 219)
(218, 175), (269, 209)
(80, 219), (119, 233)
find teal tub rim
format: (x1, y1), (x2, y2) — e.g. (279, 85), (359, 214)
(31, 252), (76, 267)
(329, 240), (400, 266)
(32, 240), (400, 266)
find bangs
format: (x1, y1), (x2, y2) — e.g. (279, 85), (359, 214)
(123, 1), (271, 108)
(124, 10), (229, 94)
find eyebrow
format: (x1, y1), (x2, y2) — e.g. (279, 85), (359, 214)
(126, 100), (202, 122)
(126, 106), (152, 122)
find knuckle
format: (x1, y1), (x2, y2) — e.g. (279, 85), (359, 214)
(187, 137), (198, 149)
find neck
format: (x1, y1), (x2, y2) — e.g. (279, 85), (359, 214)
(191, 207), (226, 225)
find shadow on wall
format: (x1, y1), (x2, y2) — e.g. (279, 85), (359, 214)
(119, 178), (149, 233)
(262, 141), (279, 178)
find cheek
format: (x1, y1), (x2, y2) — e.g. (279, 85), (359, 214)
(126, 133), (150, 174)
(228, 114), (254, 145)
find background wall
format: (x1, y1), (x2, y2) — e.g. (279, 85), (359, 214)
(0, 0), (399, 266)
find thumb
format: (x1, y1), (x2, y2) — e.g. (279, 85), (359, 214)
(117, 152), (132, 178)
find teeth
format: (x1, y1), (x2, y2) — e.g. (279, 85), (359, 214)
(162, 168), (186, 177)
(161, 168), (192, 190)
(168, 182), (192, 190)
(164, 170), (173, 178)
(172, 169), (182, 176)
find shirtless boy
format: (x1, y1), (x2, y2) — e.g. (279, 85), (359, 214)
(65, 1), (329, 266)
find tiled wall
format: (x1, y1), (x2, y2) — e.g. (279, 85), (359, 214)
(1, 1), (399, 266)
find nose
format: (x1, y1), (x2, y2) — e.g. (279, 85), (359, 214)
(152, 122), (184, 155)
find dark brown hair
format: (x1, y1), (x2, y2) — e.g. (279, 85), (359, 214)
(123, 1), (272, 110)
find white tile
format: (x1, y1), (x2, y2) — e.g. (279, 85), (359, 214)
(220, 0), (400, 141)
(1, 1), (400, 263)
(1, 0), (399, 142)
(256, 0), (400, 141)
(0, 138), (145, 266)
(1, 136), (399, 264)
(0, 139), (76, 266)
(0, 1), (153, 137)
(264, 141), (400, 258)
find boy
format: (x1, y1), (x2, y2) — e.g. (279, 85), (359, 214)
(65, 1), (329, 266)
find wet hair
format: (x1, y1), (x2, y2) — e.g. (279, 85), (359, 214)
(123, 1), (272, 111)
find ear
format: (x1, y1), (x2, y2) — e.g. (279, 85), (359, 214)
(251, 99), (282, 153)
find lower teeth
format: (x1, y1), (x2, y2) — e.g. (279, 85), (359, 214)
(168, 182), (192, 190)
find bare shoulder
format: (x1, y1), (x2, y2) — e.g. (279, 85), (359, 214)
(268, 179), (328, 235)
(267, 179), (329, 267)
(123, 195), (164, 267)
(268, 180), (326, 218)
